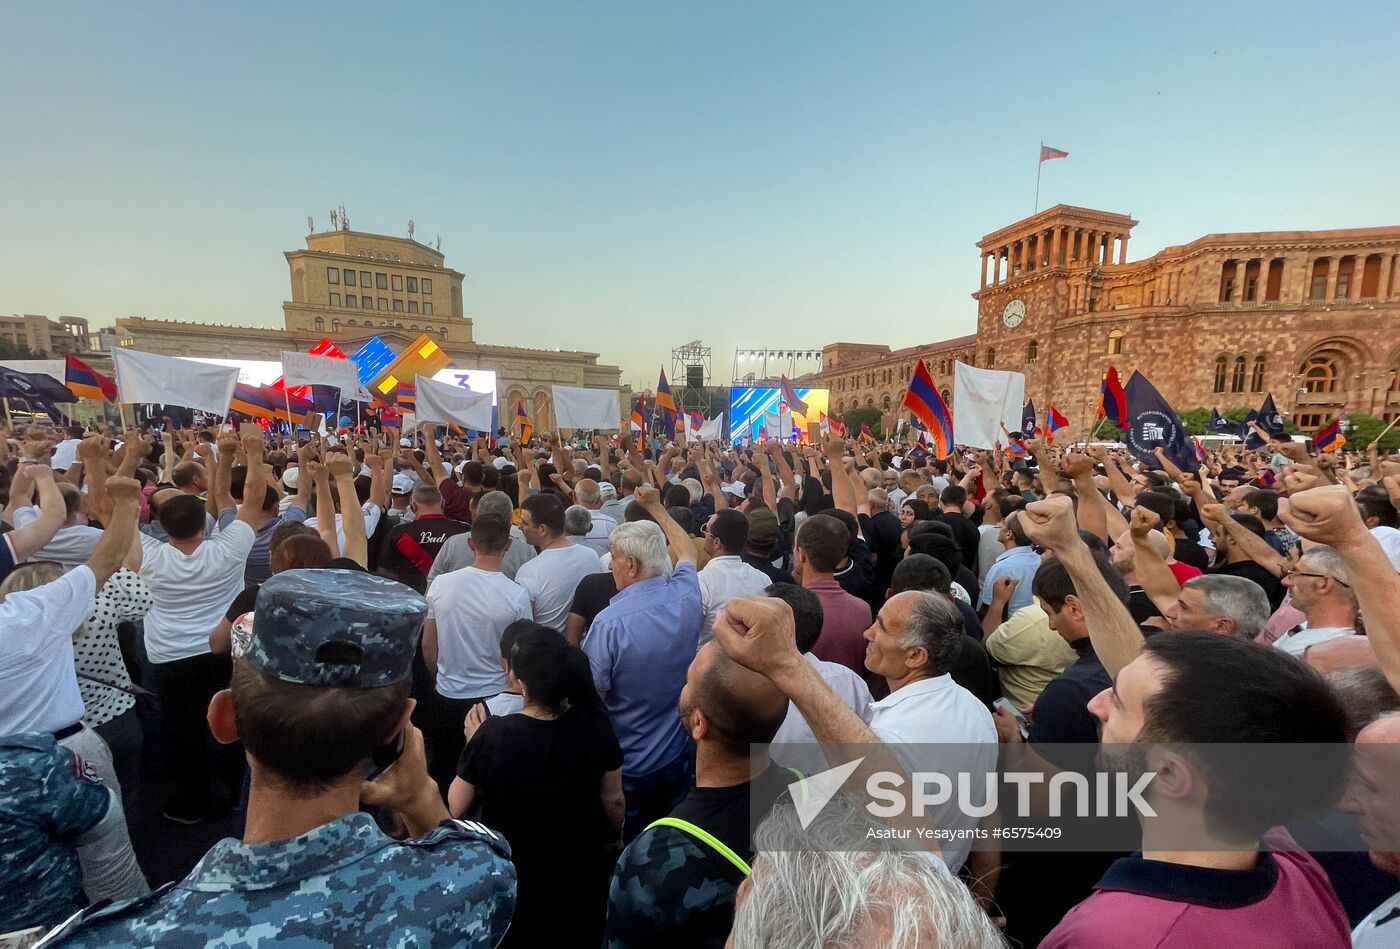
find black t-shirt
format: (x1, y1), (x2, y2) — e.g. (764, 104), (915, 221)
(378, 514), (471, 593)
(1210, 558), (1286, 611)
(938, 511), (983, 577)
(1028, 637), (1110, 772)
(836, 536), (877, 611)
(460, 706), (623, 946)
(741, 553), (796, 586)
(570, 571), (619, 630)
(604, 764), (794, 949)
(1127, 587), (1163, 625)
(1171, 535), (1211, 573)
(860, 510), (904, 595)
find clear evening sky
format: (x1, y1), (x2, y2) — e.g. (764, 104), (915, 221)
(2, 1), (1397, 391)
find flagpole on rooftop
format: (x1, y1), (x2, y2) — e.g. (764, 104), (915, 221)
(1034, 141), (1043, 214)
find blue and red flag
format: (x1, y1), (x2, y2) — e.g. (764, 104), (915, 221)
(1004, 438), (1028, 458)
(655, 369), (677, 438)
(1192, 437), (1208, 463)
(1097, 366), (1128, 426)
(689, 409), (704, 436)
(1046, 404), (1069, 443)
(1040, 144), (1069, 162)
(902, 359), (954, 459)
(64, 355), (118, 402)
(1259, 468), (1277, 487)
(780, 375), (809, 417)
(1313, 415), (1345, 453)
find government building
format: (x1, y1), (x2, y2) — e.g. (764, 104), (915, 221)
(820, 205), (1400, 435)
(101, 225), (623, 429)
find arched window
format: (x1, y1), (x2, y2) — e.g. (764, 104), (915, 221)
(1231, 355), (1246, 392)
(940, 388), (952, 405)
(1251, 356), (1266, 393)
(1300, 354), (1340, 393)
(411, 324), (419, 331)
(1027, 340), (1038, 362)
(347, 319), (357, 326)
(331, 319), (341, 332)
(866, 397), (874, 407)
(1107, 330), (1124, 355)
(882, 394), (892, 411)
(836, 399), (845, 415)
(440, 326), (448, 335)
(314, 317), (325, 332)
(1213, 355), (1228, 393)
(986, 348), (996, 368)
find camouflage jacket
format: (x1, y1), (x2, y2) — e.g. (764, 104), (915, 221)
(0, 733), (111, 934)
(44, 813), (517, 948)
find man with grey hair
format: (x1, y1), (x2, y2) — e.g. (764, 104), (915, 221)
(1162, 574), (1272, 640)
(573, 477), (618, 556)
(862, 590), (997, 871)
(563, 504), (593, 538)
(585, 486), (704, 840)
(427, 490), (536, 583)
(1275, 545), (1358, 657)
(732, 792), (1007, 949)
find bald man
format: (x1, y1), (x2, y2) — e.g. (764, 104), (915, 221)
(573, 478), (618, 556)
(604, 639), (792, 947)
(1345, 714), (1400, 946)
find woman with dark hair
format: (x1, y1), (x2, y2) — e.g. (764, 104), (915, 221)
(900, 497), (931, 527)
(448, 623), (624, 948)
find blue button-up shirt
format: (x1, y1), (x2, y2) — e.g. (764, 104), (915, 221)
(980, 545), (1042, 615)
(49, 812), (517, 947)
(584, 561), (703, 776)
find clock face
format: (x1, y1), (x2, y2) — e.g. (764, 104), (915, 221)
(1003, 299), (1026, 328)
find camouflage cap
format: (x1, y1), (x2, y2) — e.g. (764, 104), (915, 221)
(246, 569), (427, 688)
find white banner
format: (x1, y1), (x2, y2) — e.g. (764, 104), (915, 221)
(552, 385), (621, 431)
(0, 360), (66, 385)
(763, 410), (794, 439)
(413, 374), (494, 431)
(111, 349), (239, 414)
(281, 351), (371, 402)
(952, 362), (1025, 450)
(698, 412), (725, 441)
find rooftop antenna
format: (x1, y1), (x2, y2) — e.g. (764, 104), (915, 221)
(407, 219), (415, 240)
(338, 203), (350, 231)
(435, 234), (441, 251)
(307, 215), (315, 234)
(329, 208), (338, 230)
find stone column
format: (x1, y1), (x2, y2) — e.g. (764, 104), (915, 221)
(1103, 233), (1115, 265)
(1325, 257), (1340, 301)
(1231, 259), (1246, 304)
(1118, 235), (1129, 264)
(1051, 227), (1062, 267)
(1377, 253), (1393, 302)
(1349, 255), (1367, 302)
(981, 253), (989, 289)
(1019, 240), (1028, 277)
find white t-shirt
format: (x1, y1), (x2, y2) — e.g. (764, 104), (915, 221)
(139, 520), (255, 663)
(697, 555), (771, 646)
(1273, 625), (1355, 658)
(514, 542), (606, 631)
(13, 507), (103, 566)
(51, 437), (82, 472)
(426, 566), (532, 700)
(1353, 889), (1400, 948)
(578, 509), (619, 557)
(770, 653), (874, 775)
(0, 565), (95, 734)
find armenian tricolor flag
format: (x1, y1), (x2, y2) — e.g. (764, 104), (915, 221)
(858, 423), (876, 442)
(1046, 404), (1069, 443)
(1040, 144), (1069, 162)
(1313, 415), (1345, 453)
(231, 383), (313, 425)
(64, 355), (118, 402)
(689, 409), (704, 436)
(779, 375), (809, 417)
(514, 400), (533, 442)
(1192, 437), (1208, 463)
(828, 416), (846, 437)
(1096, 366), (1128, 426)
(654, 369), (677, 438)
(901, 359), (954, 459)
(397, 384), (417, 414)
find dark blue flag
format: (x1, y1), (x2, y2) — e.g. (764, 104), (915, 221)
(1022, 399), (1038, 438)
(1208, 407), (1233, 434)
(1124, 371), (1200, 472)
(1244, 394), (1284, 449)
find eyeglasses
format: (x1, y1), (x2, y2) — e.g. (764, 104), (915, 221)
(1281, 568), (1349, 587)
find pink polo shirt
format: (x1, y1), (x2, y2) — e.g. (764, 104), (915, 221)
(805, 580), (872, 679)
(1042, 830), (1349, 949)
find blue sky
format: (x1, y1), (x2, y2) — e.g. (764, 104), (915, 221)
(3, 1), (1397, 390)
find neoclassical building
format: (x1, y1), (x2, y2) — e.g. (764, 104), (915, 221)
(101, 227), (624, 428)
(821, 205), (1400, 434)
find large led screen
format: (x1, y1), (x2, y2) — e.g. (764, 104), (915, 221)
(728, 385), (829, 444)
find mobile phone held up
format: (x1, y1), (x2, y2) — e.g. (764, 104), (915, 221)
(993, 698), (1030, 741)
(365, 729), (406, 781)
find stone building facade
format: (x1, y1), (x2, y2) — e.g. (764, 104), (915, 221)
(0, 313), (90, 356)
(820, 205), (1400, 435)
(98, 228), (624, 429)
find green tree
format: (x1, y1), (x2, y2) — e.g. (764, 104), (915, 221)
(1342, 413), (1400, 454)
(1179, 408), (1211, 436)
(842, 405), (884, 436)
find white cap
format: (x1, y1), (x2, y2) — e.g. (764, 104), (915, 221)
(282, 467), (300, 490)
(391, 472), (415, 495)
(399, 438), (412, 448)
(723, 481), (747, 499)
(492, 456), (511, 470)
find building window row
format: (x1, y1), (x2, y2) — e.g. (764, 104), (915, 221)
(328, 267), (432, 295)
(1213, 354), (1267, 393)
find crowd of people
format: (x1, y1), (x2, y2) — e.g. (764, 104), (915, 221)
(4, 416), (1400, 947)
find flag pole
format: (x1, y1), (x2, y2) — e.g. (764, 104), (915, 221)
(2, 397), (11, 428)
(1034, 141), (1043, 214)
(1369, 415), (1400, 450)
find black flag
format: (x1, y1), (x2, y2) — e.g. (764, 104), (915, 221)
(1124, 371), (1200, 472)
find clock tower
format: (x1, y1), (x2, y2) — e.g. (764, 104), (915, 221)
(972, 205), (1137, 425)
